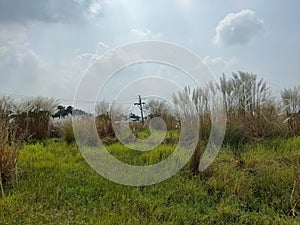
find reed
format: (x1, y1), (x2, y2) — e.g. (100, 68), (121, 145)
(281, 85), (300, 135)
(0, 121), (20, 195)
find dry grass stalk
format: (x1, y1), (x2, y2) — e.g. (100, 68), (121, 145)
(281, 86), (300, 135)
(0, 119), (21, 197)
(13, 97), (58, 140)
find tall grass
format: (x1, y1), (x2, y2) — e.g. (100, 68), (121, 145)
(172, 72), (288, 172)
(96, 114), (114, 138)
(73, 115), (100, 147)
(0, 95), (58, 194)
(13, 97), (58, 140)
(0, 120), (20, 197)
(144, 99), (178, 130)
(1, 138), (300, 224)
(57, 116), (76, 145)
(219, 72), (282, 139)
(281, 85), (300, 135)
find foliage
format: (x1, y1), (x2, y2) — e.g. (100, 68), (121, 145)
(0, 138), (300, 224)
(52, 105), (73, 119)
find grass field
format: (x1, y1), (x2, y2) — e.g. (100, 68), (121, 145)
(1, 137), (300, 225)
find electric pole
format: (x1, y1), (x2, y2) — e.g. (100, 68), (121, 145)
(134, 95), (145, 124)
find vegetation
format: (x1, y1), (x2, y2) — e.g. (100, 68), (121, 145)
(0, 138), (299, 224)
(0, 120), (19, 198)
(0, 97), (21, 197)
(281, 85), (300, 136)
(0, 72), (300, 224)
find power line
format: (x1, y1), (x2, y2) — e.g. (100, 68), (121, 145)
(0, 91), (149, 106)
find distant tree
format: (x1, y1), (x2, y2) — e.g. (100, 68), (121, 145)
(52, 105), (73, 118)
(129, 113), (140, 121)
(72, 108), (90, 116)
(66, 106), (73, 115)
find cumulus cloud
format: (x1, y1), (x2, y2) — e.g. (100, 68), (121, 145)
(203, 56), (238, 75)
(0, 0), (101, 24)
(213, 9), (264, 46)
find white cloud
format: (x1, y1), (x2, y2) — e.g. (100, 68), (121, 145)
(213, 9), (264, 46)
(96, 42), (110, 54)
(0, 0), (102, 24)
(85, 0), (102, 19)
(203, 56), (238, 75)
(74, 41), (110, 68)
(103, 0), (128, 4)
(0, 42), (46, 93)
(177, 0), (194, 9)
(0, 38), (75, 99)
(129, 29), (164, 41)
(0, 25), (27, 43)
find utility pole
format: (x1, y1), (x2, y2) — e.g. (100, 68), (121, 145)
(134, 95), (145, 124)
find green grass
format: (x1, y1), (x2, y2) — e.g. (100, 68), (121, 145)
(0, 138), (300, 224)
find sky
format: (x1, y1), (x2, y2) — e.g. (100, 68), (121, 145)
(0, 0), (299, 107)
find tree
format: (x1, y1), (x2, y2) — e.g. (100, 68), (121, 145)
(52, 105), (73, 118)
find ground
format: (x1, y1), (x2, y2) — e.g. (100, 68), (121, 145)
(1, 137), (300, 224)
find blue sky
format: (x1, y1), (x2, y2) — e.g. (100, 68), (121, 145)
(0, 0), (299, 104)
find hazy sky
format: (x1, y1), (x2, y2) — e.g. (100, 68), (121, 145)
(0, 0), (299, 104)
